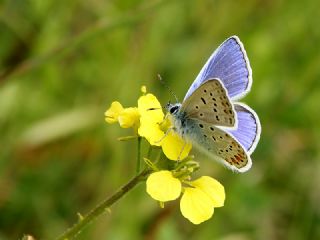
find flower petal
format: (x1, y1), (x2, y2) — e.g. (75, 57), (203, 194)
(161, 131), (192, 160)
(180, 187), (214, 224)
(105, 101), (124, 124)
(146, 171), (181, 202)
(138, 93), (164, 122)
(118, 107), (140, 128)
(191, 176), (225, 207)
(138, 115), (164, 146)
(137, 93), (166, 145)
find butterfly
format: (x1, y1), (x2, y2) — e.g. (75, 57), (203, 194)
(167, 36), (261, 173)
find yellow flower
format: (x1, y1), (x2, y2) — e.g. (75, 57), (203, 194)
(138, 93), (164, 146)
(137, 93), (192, 160)
(105, 86), (192, 160)
(161, 131), (192, 160)
(105, 101), (124, 124)
(180, 187), (214, 224)
(146, 171), (181, 201)
(190, 176), (225, 208)
(146, 172), (225, 224)
(105, 102), (139, 128)
(180, 177), (225, 224)
(118, 107), (139, 128)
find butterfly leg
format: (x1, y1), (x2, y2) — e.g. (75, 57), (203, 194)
(154, 127), (174, 144)
(177, 141), (187, 161)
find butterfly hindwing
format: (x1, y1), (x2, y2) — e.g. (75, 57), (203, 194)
(181, 79), (236, 127)
(226, 103), (261, 154)
(187, 119), (251, 172)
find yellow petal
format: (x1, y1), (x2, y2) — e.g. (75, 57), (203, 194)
(138, 93), (164, 122)
(138, 115), (164, 146)
(137, 93), (167, 145)
(191, 176), (225, 208)
(146, 171), (181, 202)
(118, 107), (140, 128)
(180, 187), (214, 224)
(161, 131), (192, 160)
(104, 101), (124, 124)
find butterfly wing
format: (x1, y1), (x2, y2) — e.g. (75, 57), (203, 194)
(226, 103), (261, 154)
(184, 36), (252, 101)
(181, 79), (236, 128)
(187, 119), (251, 172)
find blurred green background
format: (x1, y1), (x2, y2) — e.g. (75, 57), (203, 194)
(1, 0), (320, 239)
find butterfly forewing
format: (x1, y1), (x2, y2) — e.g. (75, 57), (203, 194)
(184, 36), (252, 101)
(188, 120), (251, 172)
(181, 79), (236, 127)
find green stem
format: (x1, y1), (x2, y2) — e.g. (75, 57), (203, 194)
(55, 168), (151, 240)
(136, 137), (142, 174)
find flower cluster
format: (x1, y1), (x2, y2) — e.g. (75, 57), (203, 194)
(146, 166), (225, 224)
(105, 86), (225, 224)
(105, 86), (191, 160)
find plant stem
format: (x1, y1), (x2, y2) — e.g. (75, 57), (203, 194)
(136, 137), (142, 173)
(55, 168), (151, 240)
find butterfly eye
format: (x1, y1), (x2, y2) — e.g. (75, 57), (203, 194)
(170, 106), (179, 114)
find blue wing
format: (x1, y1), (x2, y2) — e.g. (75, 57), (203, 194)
(184, 36), (252, 101)
(226, 103), (261, 155)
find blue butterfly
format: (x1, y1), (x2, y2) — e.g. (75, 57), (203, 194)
(167, 36), (261, 172)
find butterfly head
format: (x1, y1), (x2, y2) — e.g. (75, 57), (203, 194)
(166, 102), (181, 116)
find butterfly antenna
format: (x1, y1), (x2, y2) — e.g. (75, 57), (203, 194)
(157, 74), (179, 103)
